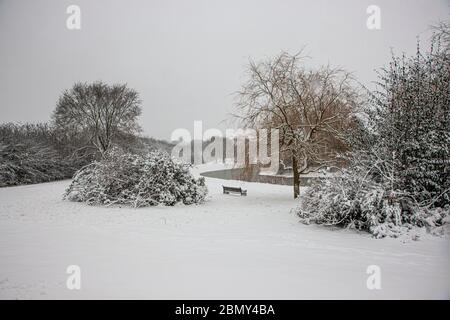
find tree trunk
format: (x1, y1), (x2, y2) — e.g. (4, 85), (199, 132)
(292, 155), (300, 198)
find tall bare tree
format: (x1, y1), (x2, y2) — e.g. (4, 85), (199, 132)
(53, 82), (142, 155)
(235, 52), (360, 198)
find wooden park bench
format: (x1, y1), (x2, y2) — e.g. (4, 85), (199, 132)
(222, 185), (247, 196)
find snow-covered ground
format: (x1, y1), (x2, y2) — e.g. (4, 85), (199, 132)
(0, 164), (449, 299)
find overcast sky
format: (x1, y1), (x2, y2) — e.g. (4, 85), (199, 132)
(0, 0), (448, 140)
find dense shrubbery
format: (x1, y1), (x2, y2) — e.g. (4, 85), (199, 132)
(64, 148), (207, 207)
(0, 123), (83, 186)
(0, 122), (174, 187)
(296, 165), (448, 238)
(0, 142), (74, 187)
(295, 26), (449, 238)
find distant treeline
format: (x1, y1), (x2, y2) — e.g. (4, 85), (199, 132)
(0, 122), (174, 187)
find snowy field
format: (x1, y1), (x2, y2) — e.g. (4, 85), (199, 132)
(0, 164), (449, 299)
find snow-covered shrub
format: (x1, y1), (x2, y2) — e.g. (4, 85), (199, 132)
(297, 168), (382, 229)
(296, 165), (448, 238)
(0, 122), (92, 187)
(365, 29), (450, 208)
(0, 142), (74, 187)
(64, 148), (207, 207)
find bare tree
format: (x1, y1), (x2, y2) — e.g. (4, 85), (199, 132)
(52, 82), (142, 155)
(430, 21), (449, 48)
(235, 52), (360, 198)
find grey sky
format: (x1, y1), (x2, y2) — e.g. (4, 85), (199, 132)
(0, 0), (448, 140)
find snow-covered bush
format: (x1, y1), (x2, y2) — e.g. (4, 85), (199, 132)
(297, 167), (383, 229)
(363, 24), (449, 208)
(0, 142), (74, 187)
(0, 122), (92, 187)
(296, 166), (448, 238)
(64, 148), (207, 207)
